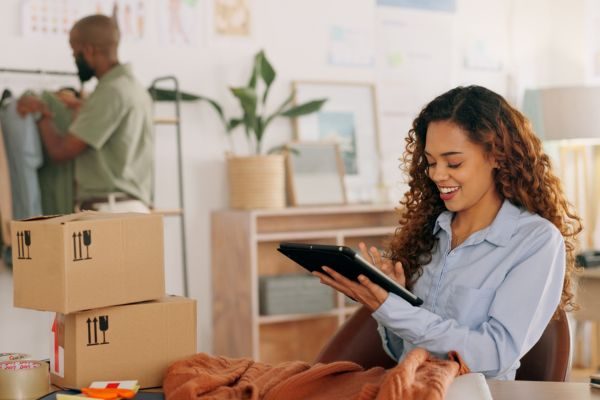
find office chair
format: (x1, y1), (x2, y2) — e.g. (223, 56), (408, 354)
(314, 306), (570, 382)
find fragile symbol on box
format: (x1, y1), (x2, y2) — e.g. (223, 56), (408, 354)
(16, 230), (32, 260)
(72, 230), (92, 261)
(86, 315), (109, 346)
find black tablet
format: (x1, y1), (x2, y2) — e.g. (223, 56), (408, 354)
(277, 242), (423, 307)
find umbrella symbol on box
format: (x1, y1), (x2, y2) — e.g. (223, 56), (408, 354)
(24, 231), (31, 259)
(83, 230), (92, 259)
(73, 230), (92, 261)
(99, 315), (109, 344)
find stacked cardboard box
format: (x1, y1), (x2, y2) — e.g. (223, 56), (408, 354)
(11, 212), (197, 389)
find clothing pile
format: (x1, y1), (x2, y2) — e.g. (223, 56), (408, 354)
(163, 348), (469, 400)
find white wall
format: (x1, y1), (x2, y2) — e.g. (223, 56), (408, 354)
(510, 0), (587, 104)
(0, 0), (589, 356)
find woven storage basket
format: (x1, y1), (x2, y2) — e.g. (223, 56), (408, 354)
(227, 154), (286, 209)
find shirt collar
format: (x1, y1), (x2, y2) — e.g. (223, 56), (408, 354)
(98, 63), (132, 85)
(432, 199), (521, 247)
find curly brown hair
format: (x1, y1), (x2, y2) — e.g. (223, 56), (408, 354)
(389, 85), (582, 313)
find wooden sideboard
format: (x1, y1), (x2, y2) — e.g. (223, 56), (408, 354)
(211, 204), (399, 363)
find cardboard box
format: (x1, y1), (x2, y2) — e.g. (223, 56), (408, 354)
(12, 212), (165, 313)
(50, 296), (197, 389)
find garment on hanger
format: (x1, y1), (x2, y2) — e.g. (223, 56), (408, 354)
(0, 121), (13, 246)
(38, 90), (75, 215)
(0, 121), (13, 266)
(0, 98), (43, 220)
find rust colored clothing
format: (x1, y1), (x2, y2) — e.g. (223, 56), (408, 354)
(163, 348), (469, 400)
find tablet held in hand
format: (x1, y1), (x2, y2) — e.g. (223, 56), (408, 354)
(277, 242), (423, 307)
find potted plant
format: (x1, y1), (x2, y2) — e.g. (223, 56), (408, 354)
(200, 50), (327, 209)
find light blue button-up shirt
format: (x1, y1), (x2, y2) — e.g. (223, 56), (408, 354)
(373, 199), (565, 380)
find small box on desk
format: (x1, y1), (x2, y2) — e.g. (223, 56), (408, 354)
(50, 296), (197, 389)
(11, 212), (165, 313)
(259, 274), (334, 315)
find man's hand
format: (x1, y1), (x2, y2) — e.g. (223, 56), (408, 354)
(16, 95), (46, 117)
(56, 89), (83, 112)
(312, 242), (406, 312)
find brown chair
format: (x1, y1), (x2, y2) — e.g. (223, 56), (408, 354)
(314, 306), (571, 381)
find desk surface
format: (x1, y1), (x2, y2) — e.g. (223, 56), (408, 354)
(488, 381), (600, 400)
(48, 381), (598, 399)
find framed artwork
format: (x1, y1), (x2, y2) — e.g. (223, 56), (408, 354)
(213, 0), (251, 37)
(292, 81), (381, 203)
(286, 142), (346, 207)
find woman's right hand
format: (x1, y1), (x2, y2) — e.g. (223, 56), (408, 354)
(358, 242), (406, 287)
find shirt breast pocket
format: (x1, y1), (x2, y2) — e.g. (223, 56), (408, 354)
(447, 285), (496, 329)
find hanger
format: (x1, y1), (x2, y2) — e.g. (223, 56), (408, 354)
(0, 88), (12, 107)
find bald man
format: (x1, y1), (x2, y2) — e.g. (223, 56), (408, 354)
(17, 14), (153, 212)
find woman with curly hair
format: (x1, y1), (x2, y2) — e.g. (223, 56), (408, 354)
(314, 85), (582, 380)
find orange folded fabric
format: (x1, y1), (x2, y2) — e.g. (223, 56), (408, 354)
(163, 348), (469, 400)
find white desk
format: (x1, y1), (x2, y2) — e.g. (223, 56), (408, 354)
(488, 381), (600, 400)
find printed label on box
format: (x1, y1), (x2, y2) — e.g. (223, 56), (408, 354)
(15, 230), (32, 260)
(71, 229), (93, 261)
(86, 315), (110, 346)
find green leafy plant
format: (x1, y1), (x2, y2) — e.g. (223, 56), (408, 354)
(199, 50), (327, 155)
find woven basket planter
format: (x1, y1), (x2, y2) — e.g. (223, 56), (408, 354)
(227, 154), (286, 209)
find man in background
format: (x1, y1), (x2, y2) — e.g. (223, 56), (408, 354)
(18, 14), (153, 213)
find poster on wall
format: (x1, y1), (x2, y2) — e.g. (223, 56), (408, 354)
(374, 8), (454, 117)
(463, 38), (503, 72)
(94, 0), (146, 40)
(157, 0), (200, 46)
(327, 25), (374, 68)
(20, 0), (147, 40)
(376, 0), (456, 13)
(213, 0), (251, 37)
(21, 0), (86, 36)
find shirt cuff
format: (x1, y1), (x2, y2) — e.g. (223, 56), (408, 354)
(377, 322), (402, 361)
(372, 292), (434, 342)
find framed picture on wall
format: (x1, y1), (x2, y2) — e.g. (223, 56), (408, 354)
(292, 81), (381, 204)
(286, 142), (346, 207)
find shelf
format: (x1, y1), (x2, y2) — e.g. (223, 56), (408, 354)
(258, 306), (361, 325)
(256, 226), (396, 242)
(250, 203), (397, 217)
(151, 208), (183, 216)
(258, 309), (341, 324)
(154, 117), (179, 125)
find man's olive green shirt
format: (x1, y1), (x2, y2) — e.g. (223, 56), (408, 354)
(69, 63), (153, 205)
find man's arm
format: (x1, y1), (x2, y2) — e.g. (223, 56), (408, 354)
(36, 116), (87, 162)
(17, 95), (87, 162)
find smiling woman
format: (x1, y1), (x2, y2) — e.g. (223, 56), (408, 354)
(313, 85), (583, 381)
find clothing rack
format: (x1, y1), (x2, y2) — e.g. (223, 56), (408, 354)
(149, 76), (189, 297)
(0, 67), (77, 76)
